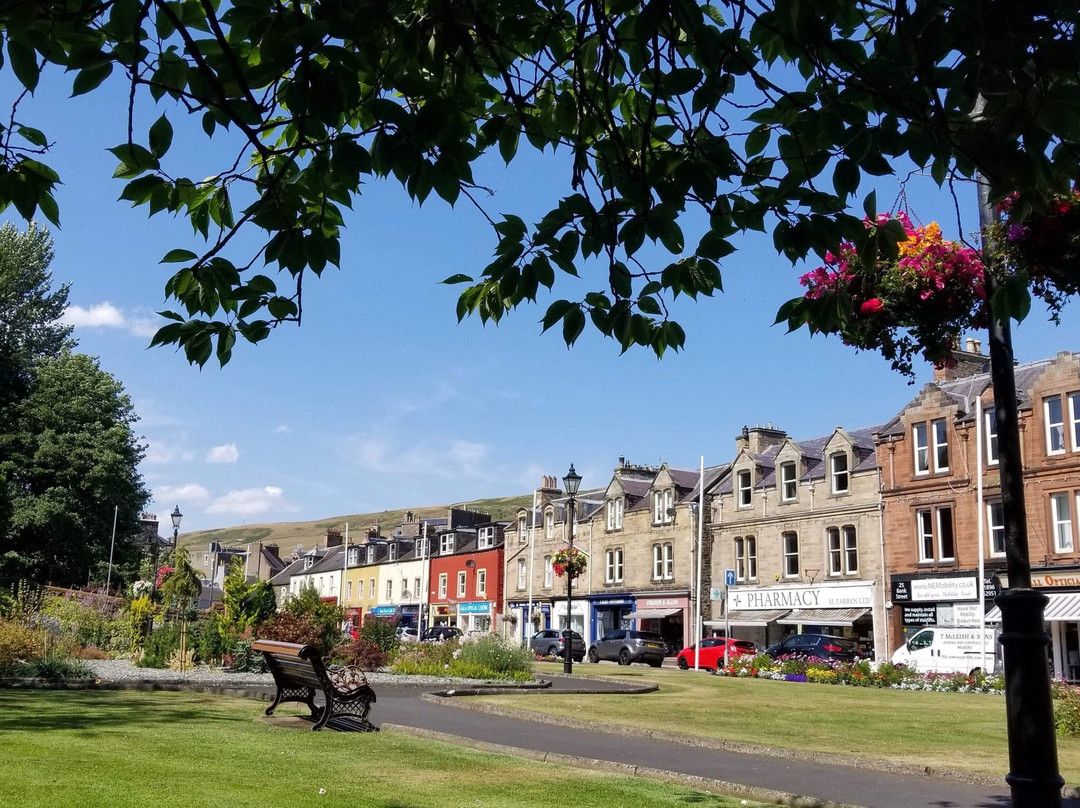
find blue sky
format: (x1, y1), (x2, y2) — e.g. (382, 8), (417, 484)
(7, 68), (1077, 536)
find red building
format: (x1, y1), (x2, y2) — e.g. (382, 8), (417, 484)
(426, 521), (508, 632)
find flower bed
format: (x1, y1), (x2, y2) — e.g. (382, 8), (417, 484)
(714, 653), (1004, 694)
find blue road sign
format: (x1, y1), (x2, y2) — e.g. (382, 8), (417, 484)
(724, 569), (736, 587)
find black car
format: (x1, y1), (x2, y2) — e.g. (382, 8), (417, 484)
(765, 633), (860, 662)
(422, 626), (463, 642)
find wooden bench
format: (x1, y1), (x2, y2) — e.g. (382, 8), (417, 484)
(251, 640), (378, 732)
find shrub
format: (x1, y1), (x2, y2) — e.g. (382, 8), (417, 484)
(74, 645), (110, 660)
(258, 612), (325, 649)
(281, 584), (345, 654)
(224, 639), (268, 674)
(358, 616), (399, 655)
(138, 623), (182, 669)
(1057, 687), (1080, 738)
(13, 653), (92, 680)
(332, 637), (388, 671)
(458, 633), (534, 677)
(0, 618), (41, 672)
(196, 612), (233, 665)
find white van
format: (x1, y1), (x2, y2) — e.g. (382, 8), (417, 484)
(891, 627), (1000, 675)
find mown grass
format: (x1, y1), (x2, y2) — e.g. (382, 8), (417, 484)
(477, 662), (1080, 783)
(0, 689), (767, 808)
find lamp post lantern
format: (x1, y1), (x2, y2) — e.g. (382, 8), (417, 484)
(562, 464), (582, 675)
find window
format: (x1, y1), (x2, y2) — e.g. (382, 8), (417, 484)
(544, 556), (553, 588)
(517, 558), (527, 589)
(737, 470), (752, 507)
(303, 556), (314, 570)
(780, 462), (797, 501)
(478, 526), (494, 548)
(606, 498), (624, 530)
(476, 569), (487, 597)
(605, 548), (623, 583)
(457, 571), (467, 597)
(933, 419), (949, 472)
(386, 579), (393, 600)
(347, 580), (352, 600)
(916, 506), (955, 562)
(365, 546), (374, 563)
(985, 408), (999, 465)
(782, 532), (799, 577)
(913, 423), (929, 475)
(651, 543), (674, 579)
(830, 453), (849, 494)
(388, 544), (397, 562)
(440, 534), (455, 555)
(356, 579), (363, 599)
(518, 515), (527, 540)
(1071, 393), (1080, 451)
(1046, 396), (1066, 455)
(544, 511), (553, 539)
(988, 501), (1005, 557)
(368, 578), (375, 597)
(1051, 493), (1074, 553)
(438, 573), (447, 598)
(413, 577), (420, 596)
(348, 547), (359, 565)
(734, 536), (756, 581)
(415, 538), (428, 557)
(827, 526), (858, 575)
(653, 489), (675, 524)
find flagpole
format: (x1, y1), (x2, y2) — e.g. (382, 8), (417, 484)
(694, 456), (704, 671)
(527, 486), (538, 644)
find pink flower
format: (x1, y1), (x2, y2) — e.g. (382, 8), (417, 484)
(859, 298), (884, 314)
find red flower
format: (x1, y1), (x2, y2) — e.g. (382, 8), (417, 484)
(859, 298), (884, 314)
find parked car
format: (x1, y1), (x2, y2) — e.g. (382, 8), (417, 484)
(587, 629), (667, 667)
(765, 633), (861, 662)
(891, 626), (999, 675)
(529, 629), (586, 662)
(396, 626), (420, 643)
(676, 637), (757, 671)
(422, 625), (463, 642)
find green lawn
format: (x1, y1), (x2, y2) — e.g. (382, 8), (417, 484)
(479, 662), (1080, 784)
(0, 689), (765, 808)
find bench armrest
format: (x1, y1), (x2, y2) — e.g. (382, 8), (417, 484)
(327, 664), (370, 692)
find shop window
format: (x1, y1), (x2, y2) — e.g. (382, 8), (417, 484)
(916, 506), (955, 562)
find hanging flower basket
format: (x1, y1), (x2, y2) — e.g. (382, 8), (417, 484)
(792, 212), (986, 375)
(993, 190), (1080, 301)
(552, 547), (587, 578)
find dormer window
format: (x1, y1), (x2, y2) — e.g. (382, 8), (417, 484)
(652, 489), (674, 524)
(478, 526), (494, 549)
(780, 462), (797, 502)
(415, 537), (428, 557)
(606, 498), (624, 531)
(830, 453), (849, 494)
(737, 470), (752, 508)
(544, 511), (554, 539)
(518, 514), (527, 539)
(365, 546), (374, 563)
(347, 547), (359, 565)
(303, 556), (313, 570)
(440, 533), (455, 555)
(388, 544), (397, 562)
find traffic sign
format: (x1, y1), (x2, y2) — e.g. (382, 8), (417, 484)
(724, 568), (736, 587)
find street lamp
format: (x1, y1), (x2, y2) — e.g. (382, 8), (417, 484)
(171, 505), (183, 544)
(562, 464), (582, 675)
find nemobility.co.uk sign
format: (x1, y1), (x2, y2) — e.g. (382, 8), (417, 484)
(728, 584), (873, 611)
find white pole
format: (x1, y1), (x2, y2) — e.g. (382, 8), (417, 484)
(105, 505), (118, 594)
(694, 456), (705, 671)
(419, 521), (428, 635)
(340, 523), (349, 608)
(724, 589), (731, 669)
(977, 395), (987, 672)
(527, 487), (537, 643)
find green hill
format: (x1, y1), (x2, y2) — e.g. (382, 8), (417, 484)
(179, 494), (534, 552)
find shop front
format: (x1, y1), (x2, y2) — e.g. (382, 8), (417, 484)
(985, 570), (1080, 681)
(890, 573), (999, 647)
(507, 600), (551, 643)
(725, 581), (875, 654)
(626, 595), (688, 652)
(551, 598), (588, 637)
(458, 601), (493, 633)
(428, 603), (456, 628)
(589, 596), (634, 644)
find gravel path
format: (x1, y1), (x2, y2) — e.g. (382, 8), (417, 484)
(83, 658), (520, 688)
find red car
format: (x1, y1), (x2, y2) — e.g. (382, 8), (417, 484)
(677, 637), (757, 670)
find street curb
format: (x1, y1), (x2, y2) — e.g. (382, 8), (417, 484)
(382, 722), (865, 808)
(420, 681), (1023, 791)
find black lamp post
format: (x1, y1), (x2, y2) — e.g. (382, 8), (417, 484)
(562, 464), (582, 675)
(171, 505), (183, 545)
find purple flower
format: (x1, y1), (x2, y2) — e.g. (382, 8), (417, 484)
(1007, 224), (1030, 243)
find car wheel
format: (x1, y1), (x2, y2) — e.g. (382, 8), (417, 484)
(573, 656), (584, 663)
(618, 649), (631, 666)
(588, 648), (599, 663)
(547, 645), (560, 657)
(677, 657), (688, 670)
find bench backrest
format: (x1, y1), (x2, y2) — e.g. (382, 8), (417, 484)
(251, 640), (332, 691)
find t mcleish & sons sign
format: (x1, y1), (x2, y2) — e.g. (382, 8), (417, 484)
(728, 583), (874, 611)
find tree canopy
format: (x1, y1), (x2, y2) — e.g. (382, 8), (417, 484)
(1, 2), (1077, 370)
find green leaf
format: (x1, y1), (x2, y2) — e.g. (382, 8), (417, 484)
(441, 273), (473, 285)
(149, 115), (174, 158)
(161, 249), (198, 264)
(541, 299), (577, 332)
(16, 126), (47, 148)
(71, 64), (113, 97)
(862, 190), (877, 220)
(8, 40), (40, 92)
(562, 306), (586, 346)
(745, 127), (770, 158)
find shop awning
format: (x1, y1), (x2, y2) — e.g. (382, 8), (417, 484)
(626, 608), (681, 620)
(707, 609), (790, 627)
(985, 592), (1080, 623)
(777, 608), (870, 627)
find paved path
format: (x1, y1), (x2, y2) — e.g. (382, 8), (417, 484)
(367, 679), (1014, 808)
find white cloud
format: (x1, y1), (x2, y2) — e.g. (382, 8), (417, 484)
(206, 443), (240, 464)
(274, 424), (292, 434)
(62, 302), (159, 338)
(207, 486), (296, 516)
(341, 433), (496, 482)
(144, 440), (196, 465)
(154, 483), (212, 504)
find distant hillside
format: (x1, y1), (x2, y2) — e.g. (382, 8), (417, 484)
(179, 494), (534, 552)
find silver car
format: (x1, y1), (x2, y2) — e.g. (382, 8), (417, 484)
(588, 629), (667, 667)
(530, 629), (585, 662)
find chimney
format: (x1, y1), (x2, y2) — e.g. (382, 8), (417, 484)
(735, 425), (750, 453)
(264, 543), (280, 562)
(325, 528), (343, 548)
(934, 337), (990, 382)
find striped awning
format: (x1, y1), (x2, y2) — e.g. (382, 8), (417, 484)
(626, 608), (681, 620)
(777, 608), (870, 627)
(985, 592), (1080, 623)
(707, 609), (790, 627)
